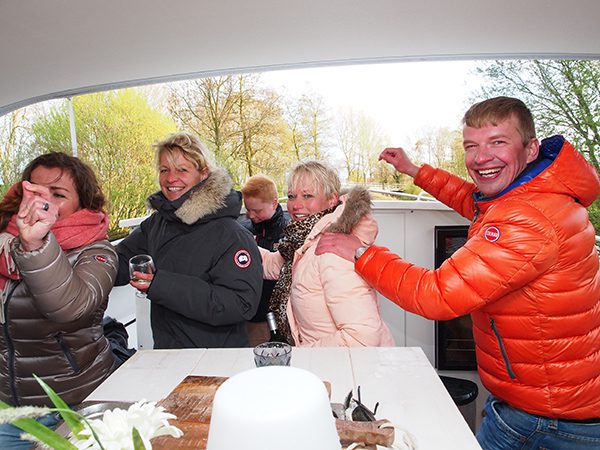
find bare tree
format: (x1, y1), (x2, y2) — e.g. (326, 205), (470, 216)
(414, 127), (464, 176)
(283, 93), (332, 161)
(0, 108), (36, 192)
(335, 108), (386, 183)
(228, 75), (289, 183)
(168, 75), (292, 185)
(336, 108), (360, 180)
(168, 77), (239, 166)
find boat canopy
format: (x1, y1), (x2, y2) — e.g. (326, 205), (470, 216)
(2, 0), (600, 116)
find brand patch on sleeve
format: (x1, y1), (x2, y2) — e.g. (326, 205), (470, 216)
(94, 255), (110, 264)
(483, 226), (501, 242)
(234, 249), (252, 268)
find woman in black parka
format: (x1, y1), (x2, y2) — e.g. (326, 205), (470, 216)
(115, 132), (262, 348)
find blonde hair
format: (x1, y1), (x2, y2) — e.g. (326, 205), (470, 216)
(241, 174), (278, 203)
(462, 96), (536, 146)
(154, 132), (212, 171)
(288, 160), (341, 200)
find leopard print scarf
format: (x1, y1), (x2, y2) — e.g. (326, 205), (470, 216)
(268, 206), (335, 345)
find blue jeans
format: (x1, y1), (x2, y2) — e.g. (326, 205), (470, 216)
(476, 395), (600, 450)
(0, 412), (60, 449)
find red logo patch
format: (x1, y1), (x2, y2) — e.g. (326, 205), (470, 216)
(484, 226), (501, 242)
(94, 255), (109, 264)
(234, 250), (252, 268)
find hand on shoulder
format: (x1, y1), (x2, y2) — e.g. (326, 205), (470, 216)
(316, 232), (362, 262)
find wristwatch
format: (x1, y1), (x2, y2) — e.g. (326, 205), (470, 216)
(354, 246), (370, 261)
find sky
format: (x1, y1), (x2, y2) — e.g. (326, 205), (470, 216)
(261, 60), (482, 147)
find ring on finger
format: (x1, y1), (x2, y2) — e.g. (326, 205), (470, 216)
(42, 202), (49, 211)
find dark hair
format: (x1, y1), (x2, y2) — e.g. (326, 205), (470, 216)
(0, 152), (105, 231)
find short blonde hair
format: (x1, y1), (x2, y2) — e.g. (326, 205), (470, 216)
(154, 132), (212, 171)
(241, 174), (278, 203)
(288, 160), (341, 200)
(462, 96), (536, 146)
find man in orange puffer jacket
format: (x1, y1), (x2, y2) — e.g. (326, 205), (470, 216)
(317, 96), (600, 450)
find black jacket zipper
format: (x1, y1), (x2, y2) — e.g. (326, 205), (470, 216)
(490, 318), (517, 379)
(54, 333), (81, 374)
(2, 281), (22, 405)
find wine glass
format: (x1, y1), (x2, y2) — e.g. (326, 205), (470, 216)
(128, 254), (155, 285)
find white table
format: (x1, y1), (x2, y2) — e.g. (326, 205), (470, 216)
(87, 347), (481, 449)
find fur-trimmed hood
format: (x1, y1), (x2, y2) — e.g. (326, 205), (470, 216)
(306, 185), (377, 245)
(327, 186), (372, 234)
(148, 167), (242, 225)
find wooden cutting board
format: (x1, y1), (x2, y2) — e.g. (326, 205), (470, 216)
(153, 375), (227, 450)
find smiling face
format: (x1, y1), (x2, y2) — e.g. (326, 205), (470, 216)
(463, 115), (539, 197)
(159, 149), (208, 201)
(286, 174), (338, 222)
(29, 166), (80, 219)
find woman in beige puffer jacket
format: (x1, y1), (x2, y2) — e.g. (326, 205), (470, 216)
(260, 160), (394, 347)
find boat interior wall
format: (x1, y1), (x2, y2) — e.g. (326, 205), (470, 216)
(2, 0), (600, 115)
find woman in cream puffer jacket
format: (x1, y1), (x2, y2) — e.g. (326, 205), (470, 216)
(261, 160), (394, 347)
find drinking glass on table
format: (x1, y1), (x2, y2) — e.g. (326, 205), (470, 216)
(129, 254), (155, 289)
(253, 342), (292, 367)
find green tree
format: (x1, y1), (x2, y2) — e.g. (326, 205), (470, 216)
(475, 60), (600, 169)
(31, 89), (177, 238)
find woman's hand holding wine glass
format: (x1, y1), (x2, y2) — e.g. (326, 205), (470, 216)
(128, 254), (155, 293)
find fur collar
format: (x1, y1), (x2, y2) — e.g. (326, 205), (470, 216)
(327, 186), (372, 234)
(175, 167), (233, 225)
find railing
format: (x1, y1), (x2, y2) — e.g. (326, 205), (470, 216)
(118, 189), (439, 230)
(367, 188), (438, 201)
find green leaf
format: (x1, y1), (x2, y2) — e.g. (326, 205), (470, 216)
(33, 374), (84, 437)
(12, 416), (78, 450)
(0, 399), (12, 409)
(132, 426), (147, 450)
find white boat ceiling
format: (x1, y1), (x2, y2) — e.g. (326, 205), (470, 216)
(2, 0), (600, 116)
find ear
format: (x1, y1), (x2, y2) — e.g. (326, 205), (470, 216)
(271, 199), (278, 209)
(328, 194), (340, 208)
(526, 138), (540, 163)
(200, 167), (210, 181)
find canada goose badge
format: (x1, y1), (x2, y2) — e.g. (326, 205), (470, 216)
(484, 226), (501, 242)
(234, 249), (252, 268)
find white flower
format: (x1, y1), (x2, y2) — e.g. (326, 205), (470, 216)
(70, 400), (183, 450)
